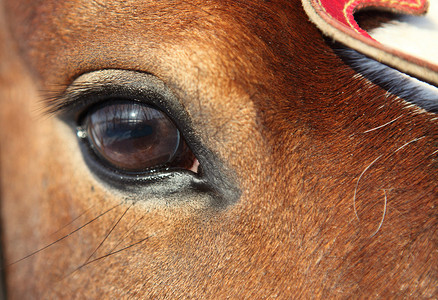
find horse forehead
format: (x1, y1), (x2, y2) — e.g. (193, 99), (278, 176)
(5, 0), (300, 87)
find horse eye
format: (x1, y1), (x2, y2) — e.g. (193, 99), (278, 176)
(79, 100), (197, 173)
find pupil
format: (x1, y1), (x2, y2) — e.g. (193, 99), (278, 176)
(105, 124), (153, 140)
(85, 101), (181, 172)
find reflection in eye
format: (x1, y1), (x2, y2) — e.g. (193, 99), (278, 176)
(79, 101), (197, 173)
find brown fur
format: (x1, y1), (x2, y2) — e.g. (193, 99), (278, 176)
(0, 0), (437, 298)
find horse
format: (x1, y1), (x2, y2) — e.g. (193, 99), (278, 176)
(0, 0), (436, 298)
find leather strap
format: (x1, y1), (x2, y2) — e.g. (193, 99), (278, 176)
(302, 0), (438, 86)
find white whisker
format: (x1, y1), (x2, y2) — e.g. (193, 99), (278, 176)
(393, 136), (425, 153)
(370, 190), (387, 238)
(363, 115), (403, 133)
(353, 155), (383, 221)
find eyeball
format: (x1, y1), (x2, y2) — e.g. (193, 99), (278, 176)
(78, 100), (196, 173)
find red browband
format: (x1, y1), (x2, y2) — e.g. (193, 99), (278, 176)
(302, 0), (438, 86)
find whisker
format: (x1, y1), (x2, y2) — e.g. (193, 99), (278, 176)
(370, 190), (388, 238)
(393, 136), (425, 153)
(362, 115), (403, 133)
(61, 233), (155, 280)
(49, 205), (95, 237)
(82, 204), (132, 265)
(353, 155), (383, 221)
(108, 215), (146, 254)
(84, 234), (154, 267)
(353, 136), (425, 222)
(7, 203), (121, 266)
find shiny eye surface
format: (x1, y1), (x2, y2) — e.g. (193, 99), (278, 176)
(79, 100), (196, 173)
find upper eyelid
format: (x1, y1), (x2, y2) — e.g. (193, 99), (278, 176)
(44, 71), (141, 116)
(44, 82), (114, 116)
(44, 69), (183, 122)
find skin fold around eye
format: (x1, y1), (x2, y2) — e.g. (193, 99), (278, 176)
(51, 69), (240, 207)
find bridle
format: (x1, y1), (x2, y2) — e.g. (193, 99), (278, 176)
(302, 0), (438, 86)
